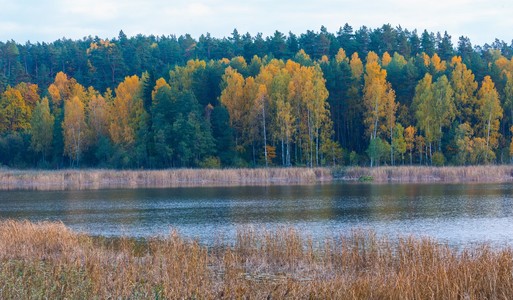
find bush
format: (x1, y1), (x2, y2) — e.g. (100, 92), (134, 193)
(199, 156), (221, 169)
(432, 152), (445, 166)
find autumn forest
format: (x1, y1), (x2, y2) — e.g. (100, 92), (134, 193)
(1, 24), (513, 168)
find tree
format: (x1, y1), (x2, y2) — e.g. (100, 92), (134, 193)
(211, 106), (236, 166)
(413, 74), (455, 163)
(431, 75), (455, 150)
(109, 75), (142, 147)
(413, 74), (434, 159)
(455, 122), (473, 165)
(63, 96), (88, 166)
(219, 67), (247, 148)
(510, 126), (513, 163)
(450, 56), (477, 124)
(404, 125), (416, 164)
(30, 97), (54, 162)
(392, 123), (407, 164)
(87, 90), (109, 141)
(383, 83), (397, 163)
(366, 138), (390, 166)
(363, 51), (387, 143)
(363, 51), (395, 166)
(0, 87), (30, 134)
(476, 76), (502, 161)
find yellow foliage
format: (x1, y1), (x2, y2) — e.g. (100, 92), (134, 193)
(450, 55), (462, 66)
(335, 48), (347, 63)
(382, 52), (392, 67)
(431, 53), (446, 72)
(349, 52), (363, 79)
(109, 75), (141, 146)
(152, 78), (170, 101)
(63, 96), (88, 164)
(422, 53), (430, 67)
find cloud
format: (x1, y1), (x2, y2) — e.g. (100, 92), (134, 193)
(0, 0), (511, 45)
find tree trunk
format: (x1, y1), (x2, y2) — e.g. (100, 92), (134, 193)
(262, 98), (268, 168)
(486, 113), (492, 161)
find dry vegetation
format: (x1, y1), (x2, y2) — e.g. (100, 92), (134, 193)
(1, 165), (513, 190)
(338, 165), (513, 183)
(1, 220), (513, 299)
(0, 167), (332, 190)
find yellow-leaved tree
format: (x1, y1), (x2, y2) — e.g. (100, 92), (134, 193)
(109, 75), (143, 147)
(476, 76), (502, 162)
(219, 67), (248, 150)
(63, 96), (88, 166)
(450, 56), (477, 124)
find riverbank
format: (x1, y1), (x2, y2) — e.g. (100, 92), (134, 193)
(1, 220), (512, 299)
(1, 165), (513, 190)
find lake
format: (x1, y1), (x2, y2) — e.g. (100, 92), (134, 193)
(1, 183), (512, 246)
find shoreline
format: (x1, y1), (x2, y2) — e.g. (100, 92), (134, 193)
(0, 165), (513, 190)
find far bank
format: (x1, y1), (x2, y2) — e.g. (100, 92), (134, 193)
(0, 165), (513, 190)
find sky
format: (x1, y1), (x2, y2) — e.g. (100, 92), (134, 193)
(0, 0), (511, 46)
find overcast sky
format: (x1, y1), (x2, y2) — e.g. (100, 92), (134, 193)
(0, 0), (511, 46)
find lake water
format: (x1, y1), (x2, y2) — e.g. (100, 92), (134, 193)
(1, 183), (513, 246)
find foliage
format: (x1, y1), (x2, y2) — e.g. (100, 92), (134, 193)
(0, 26), (513, 168)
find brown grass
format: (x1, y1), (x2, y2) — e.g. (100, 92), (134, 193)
(1, 220), (513, 299)
(339, 165), (513, 183)
(0, 167), (332, 190)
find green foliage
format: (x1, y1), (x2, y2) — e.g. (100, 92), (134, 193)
(366, 138), (390, 167)
(152, 85), (214, 168)
(392, 123), (407, 164)
(349, 151), (359, 166)
(0, 26), (512, 168)
(211, 106), (236, 166)
(199, 156), (221, 169)
(30, 98), (54, 161)
(432, 152), (446, 166)
(358, 175), (374, 182)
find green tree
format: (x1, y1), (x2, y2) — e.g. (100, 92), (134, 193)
(211, 106), (236, 166)
(431, 75), (455, 151)
(404, 125), (416, 164)
(392, 123), (407, 164)
(455, 122), (473, 165)
(30, 97), (54, 162)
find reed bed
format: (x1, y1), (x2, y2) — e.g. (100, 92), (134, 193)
(0, 167), (332, 190)
(1, 165), (513, 190)
(339, 165), (513, 183)
(1, 220), (513, 299)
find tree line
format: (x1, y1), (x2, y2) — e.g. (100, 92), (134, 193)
(1, 24), (513, 168)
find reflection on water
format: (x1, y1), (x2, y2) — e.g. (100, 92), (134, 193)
(0, 183), (513, 246)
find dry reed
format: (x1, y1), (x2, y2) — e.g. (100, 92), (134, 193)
(0, 167), (332, 190)
(1, 165), (513, 190)
(1, 220), (513, 299)
(339, 165), (513, 183)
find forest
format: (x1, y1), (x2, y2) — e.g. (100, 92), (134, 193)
(1, 24), (513, 168)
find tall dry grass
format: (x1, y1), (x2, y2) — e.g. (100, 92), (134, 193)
(339, 165), (513, 183)
(0, 167), (332, 190)
(1, 220), (513, 299)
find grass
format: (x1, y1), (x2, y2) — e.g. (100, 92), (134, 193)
(1, 220), (513, 299)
